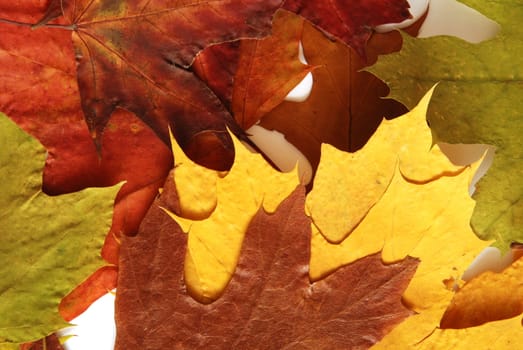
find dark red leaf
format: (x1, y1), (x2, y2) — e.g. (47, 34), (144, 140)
(192, 41), (241, 109)
(258, 24), (407, 173)
(64, 0), (284, 170)
(20, 334), (64, 350)
(283, 0), (411, 58)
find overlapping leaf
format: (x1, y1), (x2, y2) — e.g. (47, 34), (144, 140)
(192, 41), (240, 108)
(116, 180), (418, 349)
(20, 334), (63, 350)
(307, 87), (462, 243)
(54, 0), (285, 170)
(3, 1), (519, 348)
(231, 10), (313, 129)
(440, 255), (523, 329)
(305, 90), (491, 347)
(414, 316), (522, 349)
(369, 0), (523, 251)
(165, 132), (299, 301)
(258, 20), (407, 172)
(0, 113), (120, 346)
(282, 0), (411, 56)
(0, 1), (174, 317)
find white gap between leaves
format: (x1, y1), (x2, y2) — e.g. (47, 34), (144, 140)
(61, 1), (506, 348)
(58, 290), (116, 350)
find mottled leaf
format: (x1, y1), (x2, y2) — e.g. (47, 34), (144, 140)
(165, 132), (299, 301)
(0, 1), (172, 318)
(62, 0), (284, 170)
(305, 91), (490, 347)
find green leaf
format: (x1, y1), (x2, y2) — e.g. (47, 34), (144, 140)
(0, 113), (120, 345)
(369, 0), (522, 251)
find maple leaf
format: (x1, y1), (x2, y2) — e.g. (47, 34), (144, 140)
(165, 131), (299, 301)
(58, 265), (118, 322)
(1, 1), (176, 319)
(115, 179), (418, 349)
(413, 316), (523, 349)
(306, 86), (463, 243)
(0, 113), (120, 346)
(282, 0), (411, 57)
(258, 20), (407, 173)
(440, 255), (523, 329)
(45, 0), (285, 169)
(192, 41), (240, 109)
(369, 0), (523, 251)
(231, 10), (314, 129)
(304, 89), (491, 347)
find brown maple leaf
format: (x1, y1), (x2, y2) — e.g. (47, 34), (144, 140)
(115, 176), (418, 349)
(258, 23), (407, 172)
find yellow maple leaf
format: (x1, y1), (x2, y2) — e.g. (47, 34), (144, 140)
(415, 316), (522, 349)
(307, 87), (492, 347)
(164, 133), (299, 302)
(169, 130), (220, 220)
(306, 86), (463, 244)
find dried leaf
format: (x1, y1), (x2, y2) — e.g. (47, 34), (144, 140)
(20, 334), (64, 350)
(63, 0), (284, 169)
(282, 0), (411, 57)
(164, 132), (299, 301)
(116, 182), (418, 349)
(0, 113), (120, 345)
(0, 2), (172, 318)
(305, 90), (490, 347)
(415, 316), (522, 349)
(369, 0), (523, 251)
(232, 10), (313, 129)
(307, 86), (462, 243)
(259, 21), (407, 172)
(440, 256), (523, 329)
(58, 266), (118, 322)
(192, 41), (240, 108)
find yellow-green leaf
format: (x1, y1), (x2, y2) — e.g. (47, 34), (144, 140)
(0, 113), (120, 346)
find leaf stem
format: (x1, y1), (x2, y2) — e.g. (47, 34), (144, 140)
(0, 18), (75, 30)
